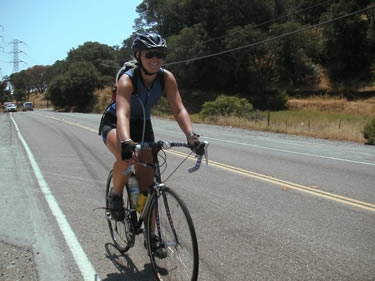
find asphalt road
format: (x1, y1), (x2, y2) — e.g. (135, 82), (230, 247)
(1, 110), (374, 281)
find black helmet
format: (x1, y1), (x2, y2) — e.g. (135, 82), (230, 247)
(132, 33), (168, 56)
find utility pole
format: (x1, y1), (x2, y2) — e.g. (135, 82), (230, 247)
(9, 39), (27, 73)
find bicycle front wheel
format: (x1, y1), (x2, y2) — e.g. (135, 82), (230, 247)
(105, 170), (134, 252)
(146, 187), (199, 281)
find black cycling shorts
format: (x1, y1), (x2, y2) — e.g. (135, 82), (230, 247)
(100, 112), (154, 144)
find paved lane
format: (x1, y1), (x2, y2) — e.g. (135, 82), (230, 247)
(3, 110), (374, 281)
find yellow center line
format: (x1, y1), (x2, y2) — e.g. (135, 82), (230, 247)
(35, 112), (375, 213)
(168, 150), (375, 212)
(34, 112), (98, 133)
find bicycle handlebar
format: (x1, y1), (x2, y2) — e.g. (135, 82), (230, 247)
(135, 140), (209, 173)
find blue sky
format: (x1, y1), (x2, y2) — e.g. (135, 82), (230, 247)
(0, 0), (142, 78)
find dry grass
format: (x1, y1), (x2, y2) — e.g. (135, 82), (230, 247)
(193, 96), (375, 144)
(195, 113), (370, 143)
(27, 90), (375, 144)
(92, 87), (113, 113)
(287, 96), (375, 116)
(24, 93), (50, 108)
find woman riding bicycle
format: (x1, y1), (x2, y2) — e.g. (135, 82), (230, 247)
(100, 32), (204, 222)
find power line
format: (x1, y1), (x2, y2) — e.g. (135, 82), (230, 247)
(165, 5), (374, 67)
(178, 0), (333, 50)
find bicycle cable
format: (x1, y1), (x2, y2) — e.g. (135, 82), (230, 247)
(163, 151), (194, 183)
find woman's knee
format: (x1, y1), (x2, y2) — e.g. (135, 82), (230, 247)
(106, 130), (121, 159)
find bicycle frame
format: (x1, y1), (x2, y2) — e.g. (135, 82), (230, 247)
(128, 140), (207, 238)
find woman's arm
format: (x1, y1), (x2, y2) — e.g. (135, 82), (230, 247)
(164, 70), (194, 136)
(116, 74), (134, 142)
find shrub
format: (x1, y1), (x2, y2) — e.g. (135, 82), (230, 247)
(153, 96), (169, 115)
(250, 89), (288, 111)
(363, 118), (375, 145)
(200, 95), (253, 119)
(266, 89), (288, 111)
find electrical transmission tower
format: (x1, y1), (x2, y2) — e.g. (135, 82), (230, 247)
(9, 39), (27, 73)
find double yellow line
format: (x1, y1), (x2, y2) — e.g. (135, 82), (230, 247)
(34, 112), (98, 133)
(169, 150), (375, 213)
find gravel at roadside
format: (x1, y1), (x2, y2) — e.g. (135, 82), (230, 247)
(0, 114), (39, 280)
(0, 241), (38, 281)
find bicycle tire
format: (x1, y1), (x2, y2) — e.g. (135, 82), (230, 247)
(105, 170), (134, 252)
(146, 186), (199, 281)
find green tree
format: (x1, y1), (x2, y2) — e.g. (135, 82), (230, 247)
(321, 0), (371, 81)
(67, 41), (119, 84)
(118, 36), (138, 64)
(8, 70), (32, 102)
(26, 65), (48, 94)
(48, 61), (101, 111)
(135, 0), (274, 87)
(363, 118), (375, 145)
(288, 0), (331, 25)
(223, 24), (275, 92)
(270, 21), (320, 87)
(9, 66), (49, 102)
(167, 23), (209, 88)
(47, 76), (66, 108)
(0, 80), (11, 104)
(44, 60), (67, 85)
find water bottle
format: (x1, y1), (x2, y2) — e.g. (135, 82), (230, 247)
(136, 193), (148, 213)
(128, 174), (139, 209)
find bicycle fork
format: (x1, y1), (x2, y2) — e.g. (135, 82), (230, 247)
(138, 184), (181, 252)
(154, 185), (181, 250)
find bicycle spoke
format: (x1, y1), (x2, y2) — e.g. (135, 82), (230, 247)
(147, 187), (199, 281)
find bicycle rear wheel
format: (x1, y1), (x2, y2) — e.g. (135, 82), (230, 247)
(105, 170), (134, 252)
(146, 186), (199, 281)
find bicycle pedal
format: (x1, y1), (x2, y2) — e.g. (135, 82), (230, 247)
(152, 247), (168, 259)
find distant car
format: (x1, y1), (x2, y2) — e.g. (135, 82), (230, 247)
(4, 103), (17, 112)
(22, 102), (34, 111)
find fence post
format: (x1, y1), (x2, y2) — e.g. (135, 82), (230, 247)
(267, 111), (270, 128)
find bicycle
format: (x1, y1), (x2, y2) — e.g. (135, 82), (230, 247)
(105, 140), (208, 281)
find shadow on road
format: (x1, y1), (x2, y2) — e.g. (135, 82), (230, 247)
(101, 243), (155, 281)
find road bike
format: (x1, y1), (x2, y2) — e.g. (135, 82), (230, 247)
(105, 140), (208, 281)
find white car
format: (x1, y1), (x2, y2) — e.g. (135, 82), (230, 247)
(3, 103), (17, 112)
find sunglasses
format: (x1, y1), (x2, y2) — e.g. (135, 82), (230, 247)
(144, 51), (167, 59)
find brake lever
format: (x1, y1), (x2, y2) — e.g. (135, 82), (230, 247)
(203, 141), (209, 167)
(188, 141), (209, 173)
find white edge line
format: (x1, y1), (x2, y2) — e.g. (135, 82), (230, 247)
(157, 128), (375, 166)
(203, 136), (375, 166)
(11, 115), (101, 281)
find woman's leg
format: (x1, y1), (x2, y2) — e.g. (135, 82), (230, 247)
(105, 128), (129, 220)
(135, 149), (154, 194)
(106, 128), (129, 193)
